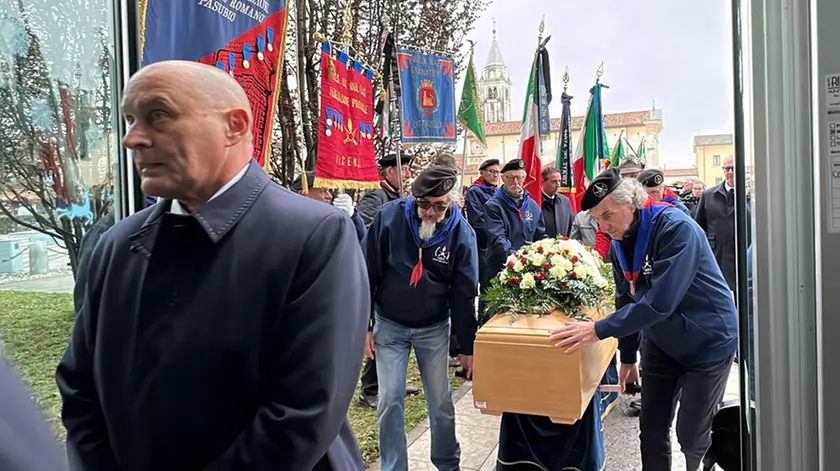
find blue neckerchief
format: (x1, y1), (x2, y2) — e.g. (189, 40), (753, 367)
(494, 187), (531, 222)
(611, 200), (669, 294)
(404, 196), (461, 248)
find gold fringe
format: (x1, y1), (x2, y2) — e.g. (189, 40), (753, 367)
(312, 177), (380, 191)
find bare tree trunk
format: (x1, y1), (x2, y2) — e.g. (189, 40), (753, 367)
(295, 0), (315, 165)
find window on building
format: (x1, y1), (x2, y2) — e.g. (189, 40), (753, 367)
(713, 154), (722, 166)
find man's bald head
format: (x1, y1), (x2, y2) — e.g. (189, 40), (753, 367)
(125, 60), (251, 115)
(122, 60), (255, 211)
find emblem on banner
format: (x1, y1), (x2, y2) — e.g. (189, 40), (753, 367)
(343, 117), (358, 145)
(419, 79), (438, 116)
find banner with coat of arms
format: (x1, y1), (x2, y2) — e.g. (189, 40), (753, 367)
(397, 49), (457, 144)
(313, 41), (380, 189)
(139, 0), (289, 170)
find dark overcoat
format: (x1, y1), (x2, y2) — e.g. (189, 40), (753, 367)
(56, 161), (369, 471)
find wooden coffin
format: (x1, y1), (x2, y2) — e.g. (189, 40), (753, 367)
(472, 308), (617, 425)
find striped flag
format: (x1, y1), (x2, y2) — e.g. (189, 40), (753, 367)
(572, 82), (608, 207)
(519, 41), (551, 208)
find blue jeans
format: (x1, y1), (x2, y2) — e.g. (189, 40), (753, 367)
(374, 314), (460, 471)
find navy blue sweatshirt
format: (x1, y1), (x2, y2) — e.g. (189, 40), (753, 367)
(362, 198), (480, 354)
(484, 188), (547, 278)
(464, 180), (497, 251)
(595, 206), (738, 367)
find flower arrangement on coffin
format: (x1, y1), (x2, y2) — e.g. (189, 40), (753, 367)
(482, 237), (615, 322)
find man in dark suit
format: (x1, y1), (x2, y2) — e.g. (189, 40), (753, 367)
(540, 166), (574, 238)
(56, 61), (368, 471)
(694, 156), (750, 291)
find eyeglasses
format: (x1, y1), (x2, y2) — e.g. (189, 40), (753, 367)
(502, 174), (525, 182)
(416, 199), (449, 213)
(723, 166), (734, 172)
(484, 169), (500, 175)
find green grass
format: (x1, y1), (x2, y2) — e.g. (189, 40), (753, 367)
(0, 290), (464, 465)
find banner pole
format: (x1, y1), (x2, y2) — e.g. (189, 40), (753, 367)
(389, 76), (404, 196)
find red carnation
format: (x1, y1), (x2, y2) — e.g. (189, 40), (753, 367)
(507, 261), (515, 269)
(521, 257), (527, 264)
(543, 264), (552, 271)
(564, 249), (570, 255)
(571, 256), (579, 263)
(509, 278), (519, 286)
(570, 271), (577, 279)
(562, 284), (569, 289)
(537, 246), (544, 253)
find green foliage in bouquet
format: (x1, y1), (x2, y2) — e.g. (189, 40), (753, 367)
(482, 237), (616, 322)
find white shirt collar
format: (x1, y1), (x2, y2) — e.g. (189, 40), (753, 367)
(724, 181), (734, 192)
(170, 164), (250, 215)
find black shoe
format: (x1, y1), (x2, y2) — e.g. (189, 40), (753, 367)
(628, 399), (641, 417)
(358, 394), (378, 409)
(406, 386), (420, 396)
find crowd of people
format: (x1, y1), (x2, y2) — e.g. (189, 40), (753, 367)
(0, 62), (749, 471)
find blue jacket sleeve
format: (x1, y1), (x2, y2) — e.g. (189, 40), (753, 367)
(484, 201), (512, 260)
(361, 210), (386, 329)
(608, 246), (640, 364)
(465, 189), (485, 233)
(450, 227), (480, 355)
(206, 213), (369, 470)
(595, 218), (702, 346)
(56, 237), (121, 471)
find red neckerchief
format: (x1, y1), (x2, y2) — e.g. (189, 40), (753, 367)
(381, 179), (398, 194)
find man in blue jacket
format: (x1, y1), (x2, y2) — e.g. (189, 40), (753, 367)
(362, 166), (479, 471)
(637, 168), (691, 215)
(551, 167), (737, 471)
(483, 159), (547, 319)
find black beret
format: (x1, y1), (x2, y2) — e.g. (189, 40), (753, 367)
(378, 153), (413, 167)
(412, 165), (458, 198)
(501, 159), (526, 173)
(479, 158), (500, 171)
(291, 171), (316, 192)
(637, 169), (665, 187)
(581, 167), (622, 211)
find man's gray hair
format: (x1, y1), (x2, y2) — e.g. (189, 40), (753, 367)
(610, 178), (649, 209)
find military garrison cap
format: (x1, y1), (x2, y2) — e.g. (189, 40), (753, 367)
(479, 158), (500, 171)
(501, 159), (526, 173)
(637, 169), (665, 187)
(581, 167), (622, 211)
(379, 153), (413, 167)
(412, 166), (458, 198)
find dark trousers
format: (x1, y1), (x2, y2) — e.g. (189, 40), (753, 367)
(360, 357), (378, 397)
(639, 341), (733, 471)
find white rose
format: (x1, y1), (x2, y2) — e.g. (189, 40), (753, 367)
(506, 254), (518, 266)
(575, 265), (591, 279)
(531, 253), (547, 267)
(500, 270), (510, 282)
(513, 260), (525, 272)
(549, 266), (567, 279)
(520, 273), (536, 289)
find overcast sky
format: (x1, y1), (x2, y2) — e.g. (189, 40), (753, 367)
(462, 0), (736, 168)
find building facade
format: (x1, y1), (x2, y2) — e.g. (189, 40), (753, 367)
(478, 21), (512, 124)
(693, 133), (735, 186)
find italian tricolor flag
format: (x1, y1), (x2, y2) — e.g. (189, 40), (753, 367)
(519, 56), (545, 207)
(572, 82), (608, 208)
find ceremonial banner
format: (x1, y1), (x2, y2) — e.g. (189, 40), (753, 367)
(519, 40), (551, 208)
(140, 0), (289, 169)
(397, 49), (457, 143)
(457, 50), (486, 146)
(313, 42), (379, 189)
(556, 91), (577, 212)
(572, 83), (608, 207)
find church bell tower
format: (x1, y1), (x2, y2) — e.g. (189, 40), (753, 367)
(479, 19), (512, 123)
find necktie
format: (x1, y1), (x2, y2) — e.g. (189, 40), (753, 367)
(727, 189), (734, 206)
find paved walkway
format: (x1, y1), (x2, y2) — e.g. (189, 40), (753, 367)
(368, 364), (741, 471)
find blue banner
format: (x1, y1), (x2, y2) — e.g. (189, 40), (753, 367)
(140, 0), (288, 168)
(397, 49), (457, 144)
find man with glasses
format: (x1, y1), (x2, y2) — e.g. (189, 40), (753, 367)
(483, 159), (547, 319)
(694, 156), (750, 291)
(362, 166), (478, 471)
(465, 158), (501, 324)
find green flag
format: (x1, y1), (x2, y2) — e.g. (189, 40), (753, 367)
(609, 131), (625, 167)
(457, 50), (486, 146)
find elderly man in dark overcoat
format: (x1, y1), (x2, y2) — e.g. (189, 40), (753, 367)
(56, 61), (369, 471)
